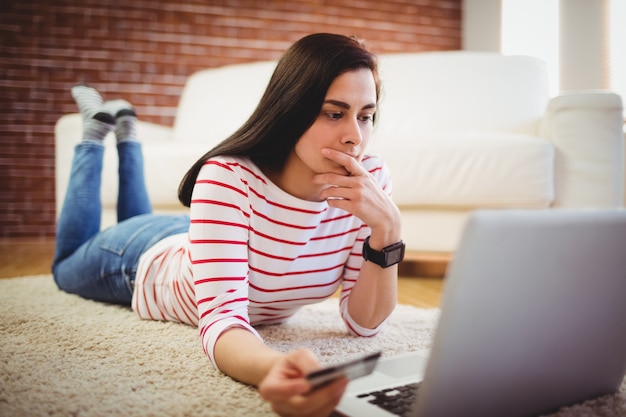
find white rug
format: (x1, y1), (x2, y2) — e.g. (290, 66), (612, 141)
(0, 276), (624, 417)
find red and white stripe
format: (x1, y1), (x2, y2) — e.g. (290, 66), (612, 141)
(132, 155), (392, 367)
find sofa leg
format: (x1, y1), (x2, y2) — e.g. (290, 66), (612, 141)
(398, 251), (450, 278)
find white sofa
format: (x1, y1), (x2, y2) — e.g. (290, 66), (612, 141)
(56, 51), (625, 255)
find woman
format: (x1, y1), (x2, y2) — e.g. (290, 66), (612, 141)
(54, 33), (403, 417)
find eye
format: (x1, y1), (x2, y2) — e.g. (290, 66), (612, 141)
(359, 113), (374, 123)
(325, 112), (343, 120)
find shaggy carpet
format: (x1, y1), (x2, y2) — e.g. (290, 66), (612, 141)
(0, 276), (624, 417)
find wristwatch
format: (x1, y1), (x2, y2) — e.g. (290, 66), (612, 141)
(362, 236), (406, 268)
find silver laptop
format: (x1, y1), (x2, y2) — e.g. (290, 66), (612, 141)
(336, 209), (626, 417)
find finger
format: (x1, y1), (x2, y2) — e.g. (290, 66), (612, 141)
(325, 197), (353, 213)
(288, 348), (322, 375)
(260, 349), (321, 399)
(319, 185), (356, 202)
(267, 378), (347, 417)
(259, 374), (310, 404)
(321, 148), (363, 177)
(303, 377), (349, 416)
(317, 173), (371, 201)
(313, 172), (358, 188)
(259, 350), (321, 402)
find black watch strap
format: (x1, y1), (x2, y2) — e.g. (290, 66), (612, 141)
(362, 236), (405, 268)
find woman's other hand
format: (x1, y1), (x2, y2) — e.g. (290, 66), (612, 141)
(258, 348), (348, 417)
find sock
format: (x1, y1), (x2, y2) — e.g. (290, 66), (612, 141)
(103, 99), (138, 143)
(71, 85), (114, 142)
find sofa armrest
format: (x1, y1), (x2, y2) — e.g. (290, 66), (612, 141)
(55, 113), (174, 216)
(540, 91), (624, 207)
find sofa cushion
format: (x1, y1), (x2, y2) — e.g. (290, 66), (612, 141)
(368, 132), (555, 208)
(172, 61), (277, 144)
(94, 140), (211, 210)
(376, 52), (550, 138)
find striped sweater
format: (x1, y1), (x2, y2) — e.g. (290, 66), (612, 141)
(132, 154), (392, 367)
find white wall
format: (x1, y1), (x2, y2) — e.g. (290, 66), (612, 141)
(462, 0), (501, 52)
(462, 0), (609, 92)
(559, 0), (609, 91)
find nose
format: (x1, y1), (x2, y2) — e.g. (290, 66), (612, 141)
(341, 117), (364, 147)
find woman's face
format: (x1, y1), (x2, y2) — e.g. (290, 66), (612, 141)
(291, 68), (377, 178)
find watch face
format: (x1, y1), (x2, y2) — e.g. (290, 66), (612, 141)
(363, 237), (405, 268)
(386, 248), (404, 265)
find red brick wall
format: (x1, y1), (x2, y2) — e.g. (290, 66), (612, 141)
(0, 0), (461, 238)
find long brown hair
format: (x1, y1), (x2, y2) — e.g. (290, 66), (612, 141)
(178, 33), (380, 207)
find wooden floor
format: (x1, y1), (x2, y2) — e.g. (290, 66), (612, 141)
(0, 239), (445, 309)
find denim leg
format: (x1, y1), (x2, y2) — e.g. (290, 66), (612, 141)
(53, 141), (104, 267)
(52, 214), (190, 305)
(117, 141), (152, 222)
(53, 139), (189, 306)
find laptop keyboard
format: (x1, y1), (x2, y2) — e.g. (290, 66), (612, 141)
(356, 382), (421, 416)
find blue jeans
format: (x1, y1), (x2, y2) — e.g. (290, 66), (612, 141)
(52, 141), (189, 305)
